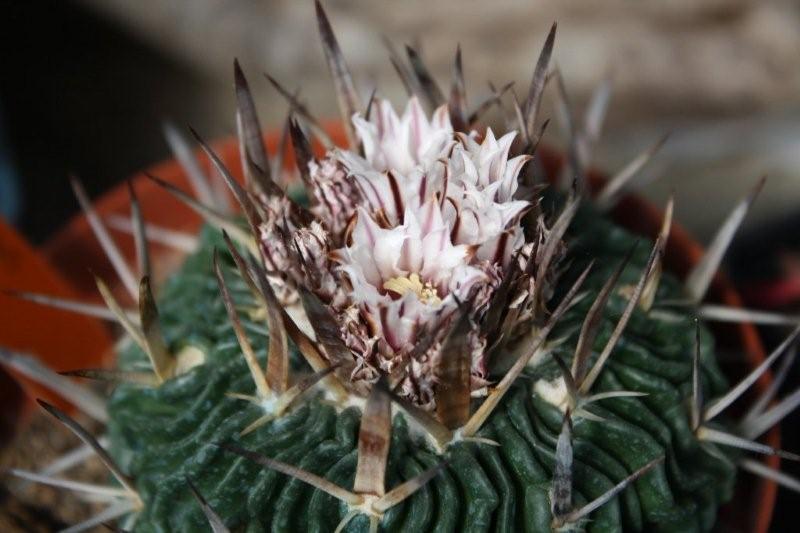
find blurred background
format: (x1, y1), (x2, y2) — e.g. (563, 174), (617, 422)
(1, 0), (800, 530)
(3, 0), (800, 243)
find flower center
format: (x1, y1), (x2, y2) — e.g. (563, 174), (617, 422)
(382, 273), (442, 305)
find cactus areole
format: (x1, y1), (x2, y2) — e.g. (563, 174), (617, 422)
(7, 3), (800, 532)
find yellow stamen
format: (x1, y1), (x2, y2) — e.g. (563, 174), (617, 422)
(383, 273), (442, 305)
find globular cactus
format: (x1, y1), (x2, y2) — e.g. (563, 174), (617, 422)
(5, 2), (800, 532)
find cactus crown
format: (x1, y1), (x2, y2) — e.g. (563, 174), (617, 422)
(4, 2), (800, 532)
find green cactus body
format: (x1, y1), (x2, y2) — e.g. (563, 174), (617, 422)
(108, 207), (736, 532)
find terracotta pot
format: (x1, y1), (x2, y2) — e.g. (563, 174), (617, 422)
(1, 124), (775, 531)
(0, 220), (114, 443)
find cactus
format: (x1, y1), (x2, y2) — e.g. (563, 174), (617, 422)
(5, 2), (800, 532)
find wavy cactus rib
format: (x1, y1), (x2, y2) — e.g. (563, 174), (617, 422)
(6, 3), (800, 533)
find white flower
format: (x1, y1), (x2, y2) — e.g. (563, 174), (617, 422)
(344, 96), (454, 176)
(334, 202), (487, 352)
(341, 105), (532, 266)
(440, 133), (531, 265)
(261, 95), (546, 406)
